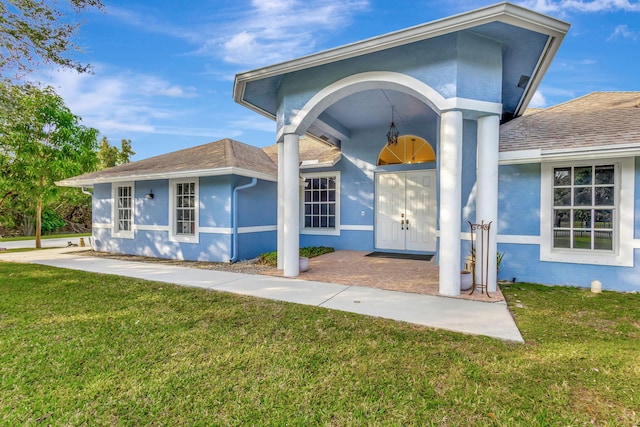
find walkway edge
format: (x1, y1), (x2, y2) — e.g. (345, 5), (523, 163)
(0, 248), (524, 342)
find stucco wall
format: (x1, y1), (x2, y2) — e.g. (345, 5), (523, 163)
(496, 159), (640, 292)
(135, 179), (168, 226)
(636, 157), (640, 239)
(497, 164), (541, 236)
(92, 183), (112, 225)
(91, 175), (277, 263)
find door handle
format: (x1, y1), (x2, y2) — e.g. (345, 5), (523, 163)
(405, 219), (409, 230)
(401, 219), (404, 230)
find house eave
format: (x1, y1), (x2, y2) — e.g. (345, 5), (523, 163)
(499, 143), (640, 164)
(299, 154), (342, 170)
(233, 1), (570, 118)
(56, 167), (278, 188)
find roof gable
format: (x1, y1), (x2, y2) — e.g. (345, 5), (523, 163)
(234, 2), (570, 127)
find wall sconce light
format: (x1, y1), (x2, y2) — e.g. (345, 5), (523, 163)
(145, 190), (154, 200)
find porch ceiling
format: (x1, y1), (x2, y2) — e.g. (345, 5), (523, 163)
(322, 89), (438, 133)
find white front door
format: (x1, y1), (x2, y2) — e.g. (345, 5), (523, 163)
(375, 170), (436, 252)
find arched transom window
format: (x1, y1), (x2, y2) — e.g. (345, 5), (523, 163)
(377, 135), (436, 166)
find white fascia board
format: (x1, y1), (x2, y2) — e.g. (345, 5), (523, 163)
(56, 167), (277, 188)
(499, 144), (640, 165)
(541, 144), (640, 161)
(499, 149), (541, 164)
(233, 2), (569, 110)
(299, 154), (342, 170)
(56, 179), (94, 188)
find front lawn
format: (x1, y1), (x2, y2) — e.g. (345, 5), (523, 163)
(0, 233), (91, 242)
(0, 263), (638, 425)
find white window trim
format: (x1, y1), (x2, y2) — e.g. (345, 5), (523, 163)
(111, 182), (134, 239)
(540, 157), (634, 267)
(300, 171), (340, 236)
(168, 178), (200, 244)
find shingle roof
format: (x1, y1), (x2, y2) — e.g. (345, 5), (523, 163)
(57, 138), (278, 186)
(262, 136), (341, 166)
(500, 92), (640, 153)
(57, 136), (342, 187)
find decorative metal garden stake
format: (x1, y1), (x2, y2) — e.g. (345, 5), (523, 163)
(468, 220), (492, 297)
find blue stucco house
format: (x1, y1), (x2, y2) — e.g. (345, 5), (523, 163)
(59, 2), (640, 294)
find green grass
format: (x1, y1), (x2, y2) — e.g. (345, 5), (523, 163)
(1, 263), (638, 426)
(0, 232), (90, 242)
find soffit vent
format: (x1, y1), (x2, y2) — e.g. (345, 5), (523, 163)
(517, 75), (530, 89)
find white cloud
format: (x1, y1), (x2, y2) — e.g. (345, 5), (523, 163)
(518, 0), (640, 13)
(214, 0), (370, 66)
(607, 24), (639, 40)
(106, 5), (201, 44)
(138, 77), (198, 98)
(106, 1), (370, 68)
(38, 66), (199, 137)
(230, 115), (277, 133)
(529, 90), (548, 108)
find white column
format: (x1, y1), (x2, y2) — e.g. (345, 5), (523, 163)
(439, 110), (463, 296)
(476, 114), (500, 292)
(283, 133), (300, 277)
(277, 141), (284, 270)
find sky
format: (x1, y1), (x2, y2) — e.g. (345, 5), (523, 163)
(38, 0), (640, 160)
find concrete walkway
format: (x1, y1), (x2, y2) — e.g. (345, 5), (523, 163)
(0, 247), (524, 342)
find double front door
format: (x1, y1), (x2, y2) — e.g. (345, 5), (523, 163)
(375, 170), (436, 252)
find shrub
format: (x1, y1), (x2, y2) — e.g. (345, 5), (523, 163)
(41, 210), (66, 233)
(258, 246), (334, 267)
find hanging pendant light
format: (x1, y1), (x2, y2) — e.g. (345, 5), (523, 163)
(386, 106), (399, 146)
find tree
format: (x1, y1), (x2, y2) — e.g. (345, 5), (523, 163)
(96, 136), (117, 168)
(1, 0), (104, 79)
(0, 82), (98, 247)
(97, 137), (135, 169)
(118, 138), (135, 164)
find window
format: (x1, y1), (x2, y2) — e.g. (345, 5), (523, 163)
(541, 158), (634, 267)
(552, 165), (614, 251)
(377, 134), (436, 166)
(112, 183), (134, 238)
(169, 179), (199, 243)
(176, 182), (196, 235)
(301, 172), (340, 235)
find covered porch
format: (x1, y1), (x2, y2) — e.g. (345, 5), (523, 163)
(263, 250), (504, 303)
(234, 3), (569, 298)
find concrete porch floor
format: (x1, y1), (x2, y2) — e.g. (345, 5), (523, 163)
(263, 251), (504, 303)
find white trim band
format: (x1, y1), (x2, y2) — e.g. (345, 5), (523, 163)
(239, 225), (277, 234)
(340, 225), (374, 231)
(461, 232), (541, 245)
(200, 227), (233, 235)
(134, 224), (169, 232)
(500, 144), (640, 165)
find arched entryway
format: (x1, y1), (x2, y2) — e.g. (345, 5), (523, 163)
(277, 72), (444, 275)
